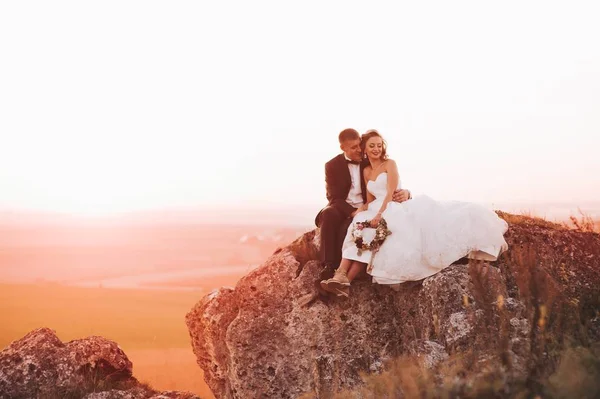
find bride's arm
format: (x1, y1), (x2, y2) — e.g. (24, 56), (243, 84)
(375, 160), (399, 218)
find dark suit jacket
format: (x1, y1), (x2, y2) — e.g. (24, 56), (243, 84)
(315, 154), (368, 226)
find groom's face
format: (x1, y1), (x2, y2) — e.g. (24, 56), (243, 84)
(341, 138), (362, 162)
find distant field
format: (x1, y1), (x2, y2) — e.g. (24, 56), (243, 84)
(127, 348), (213, 397)
(0, 281), (248, 398)
(0, 223), (305, 284)
(0, 221), (308, 397)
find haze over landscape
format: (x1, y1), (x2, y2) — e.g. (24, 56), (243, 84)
(1, 0), (599, 396)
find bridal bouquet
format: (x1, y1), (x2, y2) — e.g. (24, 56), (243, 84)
(351, 218), (392, 257)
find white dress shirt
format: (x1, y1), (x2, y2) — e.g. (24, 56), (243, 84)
(344, 154), (364, 208)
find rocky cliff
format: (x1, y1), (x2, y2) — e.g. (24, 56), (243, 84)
(186, 213), (600, 398)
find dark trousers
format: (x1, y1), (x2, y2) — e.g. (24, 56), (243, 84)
(316, 205), (353, 266)
(314, 205), (353, 298)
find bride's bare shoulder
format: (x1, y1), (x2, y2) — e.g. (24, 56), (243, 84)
(384, 159), (397, 168)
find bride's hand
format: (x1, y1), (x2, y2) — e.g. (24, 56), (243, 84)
(370, 213), (382, 227)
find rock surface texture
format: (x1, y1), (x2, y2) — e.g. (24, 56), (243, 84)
(0, 328), (199, 399)
(186, 213), (600, 398)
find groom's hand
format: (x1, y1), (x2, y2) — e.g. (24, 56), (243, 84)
(392, 189), (411, 203)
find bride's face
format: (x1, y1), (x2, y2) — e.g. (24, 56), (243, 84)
(365, 136), (384, 159)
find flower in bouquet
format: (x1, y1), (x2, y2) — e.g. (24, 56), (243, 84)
(350, 218), (392, 257)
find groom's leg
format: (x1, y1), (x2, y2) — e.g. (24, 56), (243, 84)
(315, 206), (345, 299)
(318, 216), (353, 290)
(319, 206), (344, 265)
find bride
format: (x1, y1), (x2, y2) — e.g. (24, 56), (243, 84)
(321, 130), (509, 297)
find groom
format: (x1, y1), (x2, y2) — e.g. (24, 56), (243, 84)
(314, 128), (411, 297)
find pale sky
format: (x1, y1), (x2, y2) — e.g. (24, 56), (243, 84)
(1, 1), (599, 216)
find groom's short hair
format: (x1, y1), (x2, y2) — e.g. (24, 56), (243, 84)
(338, 128), (360, 143)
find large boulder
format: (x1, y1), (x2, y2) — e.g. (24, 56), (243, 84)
(186, 213), (600, 398)
(0, 328), (199, 399)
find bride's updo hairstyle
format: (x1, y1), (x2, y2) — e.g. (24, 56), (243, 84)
(361, 129), (389, 160)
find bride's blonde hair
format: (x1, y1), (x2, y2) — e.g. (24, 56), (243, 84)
(361, 129), (389, 160)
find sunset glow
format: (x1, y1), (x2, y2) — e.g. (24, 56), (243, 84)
(1, 3), (599, 397)
(1, 1), (599, 217)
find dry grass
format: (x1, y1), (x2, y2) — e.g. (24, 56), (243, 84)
(495, 208), (600, 234)
(561, 208), (600, 233)
(495, 210), (564, 230)
(321, 344), (600, 399)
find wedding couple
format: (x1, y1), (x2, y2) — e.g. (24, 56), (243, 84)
(315, 128), (508, 297)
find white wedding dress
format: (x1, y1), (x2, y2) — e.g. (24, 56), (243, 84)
(341, 173), (509, 284)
